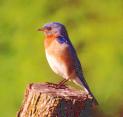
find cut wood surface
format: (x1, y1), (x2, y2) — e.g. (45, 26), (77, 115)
(17, 83), (97, 117)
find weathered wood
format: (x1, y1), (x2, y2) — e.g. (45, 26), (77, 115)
(17, 83), (96, 117)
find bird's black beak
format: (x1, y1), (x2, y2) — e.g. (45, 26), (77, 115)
(37, 27), (45, 32)
(38, 26), (52, 32)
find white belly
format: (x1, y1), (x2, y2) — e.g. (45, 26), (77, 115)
(45, 51), (68, 79)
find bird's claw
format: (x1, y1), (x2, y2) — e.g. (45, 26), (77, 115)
(46, 82), (67, 89)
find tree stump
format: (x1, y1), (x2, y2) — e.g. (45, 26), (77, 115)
(17, 83), (96, 117)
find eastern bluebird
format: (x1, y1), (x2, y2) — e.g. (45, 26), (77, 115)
(38, 22), (98, 105)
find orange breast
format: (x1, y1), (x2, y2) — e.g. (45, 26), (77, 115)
(44, 35), (56, 48)
(45, 39), (76, 78)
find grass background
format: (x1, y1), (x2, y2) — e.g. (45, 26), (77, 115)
(0, 0), (123, 117)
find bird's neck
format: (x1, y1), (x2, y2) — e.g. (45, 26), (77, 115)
(44, 35), (57, 48)
(44, 34), (69, 48)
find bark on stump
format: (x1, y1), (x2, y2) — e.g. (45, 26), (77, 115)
(17, 83), (96, 117)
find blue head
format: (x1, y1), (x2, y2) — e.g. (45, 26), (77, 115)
(38, 22), (68, 38)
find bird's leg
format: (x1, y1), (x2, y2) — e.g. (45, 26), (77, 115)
(46, 79), (68, 89)
(56, 79), (69, 89)
(58, 79), (67, 85)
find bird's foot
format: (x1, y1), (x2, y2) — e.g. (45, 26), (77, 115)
(46, 82), (57, 88)
(46, 82), (67, 89)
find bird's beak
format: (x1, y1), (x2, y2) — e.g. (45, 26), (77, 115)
(37, 27), (45, 32)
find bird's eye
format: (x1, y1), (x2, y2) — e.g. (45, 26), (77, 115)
(47, 27), (52, 30)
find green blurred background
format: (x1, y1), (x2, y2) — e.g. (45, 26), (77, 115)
(0, 0), (123, 117)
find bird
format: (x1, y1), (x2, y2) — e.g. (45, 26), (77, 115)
(38, 22), (98, 105)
